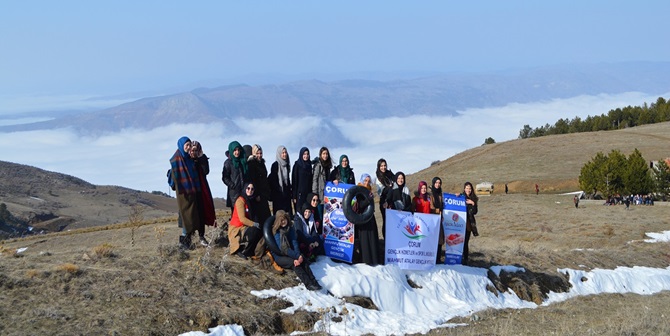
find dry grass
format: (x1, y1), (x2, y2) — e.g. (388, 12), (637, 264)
(1, 125), (669, 335)
(92, 243), (115, 258)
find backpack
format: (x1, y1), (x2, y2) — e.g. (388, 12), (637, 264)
(167, 169), (175, 191)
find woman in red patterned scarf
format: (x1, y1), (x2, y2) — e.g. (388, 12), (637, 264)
(169, 136), (204, 249)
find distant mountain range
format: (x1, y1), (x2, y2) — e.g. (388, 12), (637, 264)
(2, 62), (669, 147)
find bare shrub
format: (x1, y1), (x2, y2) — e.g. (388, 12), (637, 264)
(55, 263), (81, 275)
(129, 204), (145, 247)
(92, 243), (115, 258)
(604, 225), (615, 237)
(25, 269), (40, 278)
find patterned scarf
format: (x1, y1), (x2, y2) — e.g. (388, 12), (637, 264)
(170, 136), (200, 195)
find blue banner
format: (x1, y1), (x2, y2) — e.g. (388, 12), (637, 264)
(322, 182), (355, 262)
(442, 193), (467, 265)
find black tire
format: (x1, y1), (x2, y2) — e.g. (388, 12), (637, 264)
(342, 185), (375, 225)
(263, 215), (281, 255)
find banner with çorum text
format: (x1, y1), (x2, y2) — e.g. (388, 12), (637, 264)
(384, 209), (441, 270)
(442, 193), (468, 265)
(322, 182), (355, 263)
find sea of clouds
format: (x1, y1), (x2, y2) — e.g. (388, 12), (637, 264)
(0, 91), (665, 199)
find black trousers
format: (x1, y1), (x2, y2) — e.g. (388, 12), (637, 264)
(273, 255), (317, 286)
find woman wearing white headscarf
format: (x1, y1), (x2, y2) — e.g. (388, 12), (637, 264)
(269, 145), (293, 216)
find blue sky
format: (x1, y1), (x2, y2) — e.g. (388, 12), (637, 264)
(2, 1), (669, 96)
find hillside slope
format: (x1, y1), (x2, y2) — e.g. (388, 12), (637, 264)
(0, 161), (185, 238)
(409, 121), (670, 194)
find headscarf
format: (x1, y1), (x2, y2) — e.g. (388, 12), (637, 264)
(418, 181), (428, 201)
(375, 158), (394, 189)
(170, 136), (200, 194)
(430, 177), (443, 209)
(306, 192), (319, 212)
(228, 141), (248, 174)
(251, 144), (264, 162)
(242, 182), (256, 217)
(358, 173), (372, 191)
(338, 154), (352, 183)
(296, 147), (312, 172)
(190, 140), (203, 158)
(273, 210), (293, 256)
(276, 145), (290, 188)
(272, 210), (290, 235)
(394, 171), (406, 190)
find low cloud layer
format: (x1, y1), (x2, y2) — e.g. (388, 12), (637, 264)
(0, 92), (663, 199)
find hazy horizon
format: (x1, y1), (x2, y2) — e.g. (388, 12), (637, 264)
(1, 91), (664, 198)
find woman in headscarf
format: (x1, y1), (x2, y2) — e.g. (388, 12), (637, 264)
(271, 210), (322, 291)
(169, 136), (204, 249)
(247, 144), (272, 225)
(430, 177), (445, 263)
(292, 147), (313, 212)
(375, 158), (395, 239)
(412, 181), (434, 214)
(222, 141), (249, 214)
(353, 173), (381, 266)
(293, 201), (324, 260)
(189, 140), (216, 247)
(385, 171), (412, 212)
(306, 192), (322, 227)
(460, 181), (479, 265)
(228, 182), (265, 260)
(311, 147), (332, 200)
(328, 154), (355, 185)
(268, 145), (293, 216)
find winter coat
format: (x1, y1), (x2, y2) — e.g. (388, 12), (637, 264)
(311, 160), (330, 200)
(328, 165), (355, 185)
(292, 160), (313, 209)
(269, 161), (293, 215)
(272, 225), (301, 260)
(386, 184), (412, 212)
(222, 158), (248, 208)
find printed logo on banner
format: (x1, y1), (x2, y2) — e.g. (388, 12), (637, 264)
(384, 209), (440, 270)
(442, 193), (467, 265)
(402, 215), (427, 240)
(322, 182), (355, 262)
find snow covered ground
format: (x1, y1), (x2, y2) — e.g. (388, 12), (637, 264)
(181, 230), (670, 336)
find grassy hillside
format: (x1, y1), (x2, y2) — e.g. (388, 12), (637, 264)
(409, 121), (670, 194)
(1, 123), (669, 335)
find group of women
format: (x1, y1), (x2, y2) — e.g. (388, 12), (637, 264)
(171, 138), (481, 289)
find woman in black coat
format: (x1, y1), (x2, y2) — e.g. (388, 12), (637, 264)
(268, 145), (293, 216)
(385, 171), (412, 213)
(292, 147), (313, 212)
(460, 181), (479, 265)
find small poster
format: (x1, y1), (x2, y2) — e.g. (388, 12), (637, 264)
(442, 193), (467, 265)
(322, 182), (355, 262)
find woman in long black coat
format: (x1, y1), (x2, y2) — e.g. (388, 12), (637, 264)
(268, 145), (293, 216)
(292, 147), (313, 212)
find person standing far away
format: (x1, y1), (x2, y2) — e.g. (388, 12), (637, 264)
(505, 183), (508, 194)
(573, 194), (579, 209)
(535, 183), (539, 195)
(292, 147), (313, 213)
(268, 145), (293, 216)
(248, 144), (272, 225)
(222, 141), (249, 216)
(169, 136), (204, 250)
(375, 158), (395, 239)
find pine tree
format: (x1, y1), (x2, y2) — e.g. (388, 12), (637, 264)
(624, 149), (653, 195)
(652, 160), (670, 199)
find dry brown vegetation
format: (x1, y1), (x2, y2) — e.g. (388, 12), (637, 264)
(1, 123), (669, 335)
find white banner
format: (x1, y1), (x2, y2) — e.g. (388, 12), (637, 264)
(384, 209), (441, 270)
